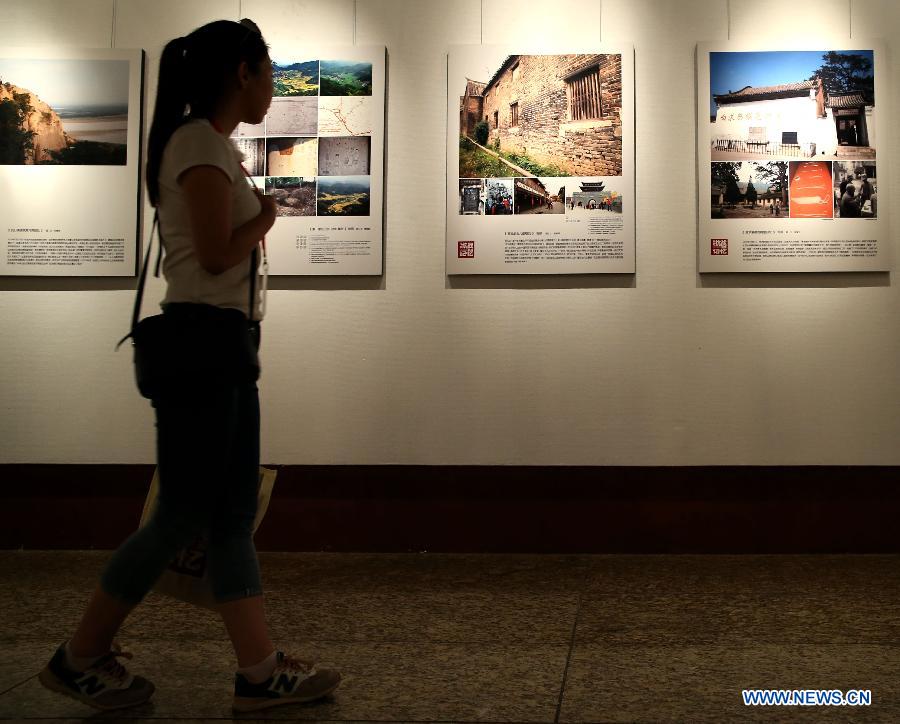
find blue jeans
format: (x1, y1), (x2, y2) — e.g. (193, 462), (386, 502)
(101, 379), (263, 605)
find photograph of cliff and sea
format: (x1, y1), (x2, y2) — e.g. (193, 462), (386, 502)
(0, 57), (129, 165)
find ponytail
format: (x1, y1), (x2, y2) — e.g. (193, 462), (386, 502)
(145, 22), (268, 208)
(146, 36), (189, 207)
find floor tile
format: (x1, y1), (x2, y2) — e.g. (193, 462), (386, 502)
(0, 551), (106, 644)
(263, 586), (579, 645)
(0, 640), (47, 696)
(1, 552), (585, 646)
(577, 555), (900, 645)
(4, 552), (900, 722)
(581, 555), (900, 598)
(261, 553), (585, 645)
(260, 552), (591, 594)
(559, 643), (900, 723)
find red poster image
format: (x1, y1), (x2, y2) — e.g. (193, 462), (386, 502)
(789, 161), (833, 219)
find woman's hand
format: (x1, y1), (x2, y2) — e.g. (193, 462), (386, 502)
(181, 165), (274, 275)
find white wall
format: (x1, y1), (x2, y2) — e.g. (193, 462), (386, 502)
(712, 96), (831, 152)
(0, 0), (897, 466)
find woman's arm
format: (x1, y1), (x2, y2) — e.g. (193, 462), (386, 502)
(180, 165), (276, 275)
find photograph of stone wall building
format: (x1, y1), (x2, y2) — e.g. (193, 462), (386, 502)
(460, 79), (486, 139)
(458, 54), (622, 177)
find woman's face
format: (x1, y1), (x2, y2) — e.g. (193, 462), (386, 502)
(243, 56), (274, 124)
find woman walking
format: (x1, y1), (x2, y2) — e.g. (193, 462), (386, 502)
(38, 19), (340, 713)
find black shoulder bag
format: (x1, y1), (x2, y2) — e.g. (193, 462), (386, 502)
(118, 212), (261, 399)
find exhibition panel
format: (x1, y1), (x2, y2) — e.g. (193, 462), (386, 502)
(698, 43), (888, 272)
(447, 47), (635, 274)
(243, 45), (386, 276)
(0, 47), (144, 276)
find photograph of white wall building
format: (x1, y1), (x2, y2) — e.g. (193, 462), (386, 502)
(709, 50), (875, 160)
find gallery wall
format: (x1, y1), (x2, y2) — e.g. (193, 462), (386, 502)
(0, 0), (897, 467)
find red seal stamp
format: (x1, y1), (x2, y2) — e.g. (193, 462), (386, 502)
(711, 238), (728, 255)
(458, 241), (475, 258)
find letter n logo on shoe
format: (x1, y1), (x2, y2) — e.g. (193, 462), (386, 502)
(77, 674), (106, 696)
(271, 673), (298, 693)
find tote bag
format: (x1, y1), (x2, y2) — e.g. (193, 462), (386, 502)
(138, 466), (277, 609)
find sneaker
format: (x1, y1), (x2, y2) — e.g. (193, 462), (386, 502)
(232, 651), (341, 712)
(38, 643), (155, 711)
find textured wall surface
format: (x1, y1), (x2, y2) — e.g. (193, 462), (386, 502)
(0, 0), (897, 466)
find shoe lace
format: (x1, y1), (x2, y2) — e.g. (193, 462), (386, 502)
(280, 654), (316, 676)
(95, 644), (134, 685)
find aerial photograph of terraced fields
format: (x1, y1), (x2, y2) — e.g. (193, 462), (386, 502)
(272, 59), (318, 96)
(316, 175), (370, 215)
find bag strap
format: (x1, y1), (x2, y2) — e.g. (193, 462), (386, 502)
(116, 211), (158, 349)
(248, 247), (257, 323)
(117, 212), (259, 348)
(133, 210), (159, 331)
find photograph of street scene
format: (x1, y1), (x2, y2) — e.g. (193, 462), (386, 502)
(513, 177), (565, 215)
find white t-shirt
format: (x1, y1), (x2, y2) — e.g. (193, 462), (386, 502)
(157, 119), (263, 319)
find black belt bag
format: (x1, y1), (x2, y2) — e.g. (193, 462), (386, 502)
(118, 212), (261, 399)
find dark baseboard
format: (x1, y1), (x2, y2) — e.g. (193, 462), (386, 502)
(2, 464), (899, 552)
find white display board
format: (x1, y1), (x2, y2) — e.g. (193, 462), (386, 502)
(233, 45), (385, 276)
(697, 42), (888, 272)
(0, 47), (144, 276)
(446, 46), (635, 274)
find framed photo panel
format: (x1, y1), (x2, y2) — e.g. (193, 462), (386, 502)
(0, 47), (144, 276)
(697, 42), (888, 272)
(446, 46), (635, 275)
(234, 46), (385, 276)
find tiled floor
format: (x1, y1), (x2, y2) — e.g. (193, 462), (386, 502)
(1, 551), (898, 722)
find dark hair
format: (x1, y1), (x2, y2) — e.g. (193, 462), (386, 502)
(146, 19), (268, 206)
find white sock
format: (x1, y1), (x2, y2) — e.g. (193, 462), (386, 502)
(64, 641), (102, 671)
(237, 650), (278, 684)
